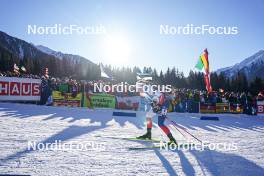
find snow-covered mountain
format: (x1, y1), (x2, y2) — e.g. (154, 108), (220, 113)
(0, 31), (42, 60)
(35, 45), (64, 59)
(216, 50), (264, 81)
(35, 45), (94, 65)
(0, 31), (98, 78)
(0, 31), (94, 65)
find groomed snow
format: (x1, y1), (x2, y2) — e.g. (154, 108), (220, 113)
(0, 103), (263, 176)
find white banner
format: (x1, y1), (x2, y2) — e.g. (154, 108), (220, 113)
(0, 76), (41, 101)
(116, 96), (141, 110)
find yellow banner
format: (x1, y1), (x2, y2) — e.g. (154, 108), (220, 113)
(52, 91), (82, 107)
(216, 103), (229, 113)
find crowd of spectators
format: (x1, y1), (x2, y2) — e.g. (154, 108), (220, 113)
(170, 89), (264, 114)
(1, 72), (263, 115)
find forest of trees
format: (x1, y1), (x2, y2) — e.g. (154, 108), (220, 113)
(102, 65), (263, 95)
(0, 46), (101, 81)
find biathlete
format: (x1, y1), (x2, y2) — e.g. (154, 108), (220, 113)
(137, 92), (177, 145)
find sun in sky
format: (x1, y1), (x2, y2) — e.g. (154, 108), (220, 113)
(102, 33), (131, 65)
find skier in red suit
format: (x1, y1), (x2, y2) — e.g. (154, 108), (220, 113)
(137, 92), (177, 145)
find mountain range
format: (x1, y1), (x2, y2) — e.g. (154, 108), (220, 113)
(0, 31), (100, 79)
(215, 50), (264, 81)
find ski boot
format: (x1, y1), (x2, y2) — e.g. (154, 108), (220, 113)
(136, 128), (152, 140)
(167, 133), (178, 146)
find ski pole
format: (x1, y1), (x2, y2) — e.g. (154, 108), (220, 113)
(166, 117), (188, 131)
(166, 117), (203, 144)
(166, 117), (191, 140)
(168, 120), (188, 138)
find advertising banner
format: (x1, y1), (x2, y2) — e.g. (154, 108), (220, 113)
(200, 103), (216, 113)
(229, 103), (243, 113)
(87, 93), (116, 108)
(257, 101), (264, 114)
(52, 91), (82, 107)
(116, 96), (140, 110)
(216, 103), (230, 113)
(0, 76), (41, 101)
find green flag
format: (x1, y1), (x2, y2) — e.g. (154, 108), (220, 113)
(195, 57), (204, 71)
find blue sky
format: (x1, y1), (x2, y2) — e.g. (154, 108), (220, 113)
(0, 0), (263, 75)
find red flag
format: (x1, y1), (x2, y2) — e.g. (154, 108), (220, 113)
(204, 74), (212, 93)
(202, 49), (212, 93)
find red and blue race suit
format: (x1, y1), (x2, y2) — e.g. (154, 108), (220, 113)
(156, 93), (171, 135)
(146, 93), (172, 135)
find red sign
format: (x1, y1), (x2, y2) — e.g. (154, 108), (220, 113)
(0, 77), (41, 101)
(0, 81), (9, 95)
(116, 96), (140, 110)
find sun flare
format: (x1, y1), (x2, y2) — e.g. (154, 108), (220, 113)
(103, 34), (131, 64)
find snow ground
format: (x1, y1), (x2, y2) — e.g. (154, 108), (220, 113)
(0, 102), (263, 176)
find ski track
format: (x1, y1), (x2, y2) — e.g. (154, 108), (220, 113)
(0, 103), (264, 176)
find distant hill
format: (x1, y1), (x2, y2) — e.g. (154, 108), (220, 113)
(216, 50), (264, 81)
(0, 31), (100, 79)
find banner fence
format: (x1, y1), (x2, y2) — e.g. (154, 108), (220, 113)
(1, 79), (263, 115)
(0, 76), (41, 101)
